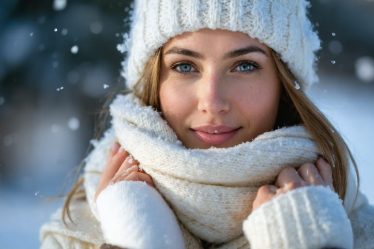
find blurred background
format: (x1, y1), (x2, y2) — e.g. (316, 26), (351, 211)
(0, 0), (373, 248)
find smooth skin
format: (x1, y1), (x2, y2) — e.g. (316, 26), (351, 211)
(95, 29), (334, 210)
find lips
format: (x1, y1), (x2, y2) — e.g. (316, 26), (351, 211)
(191, 125), (240, 146)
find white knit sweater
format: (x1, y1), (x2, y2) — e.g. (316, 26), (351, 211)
(40, 180), (374, 249)
(40, 94), (374, 249)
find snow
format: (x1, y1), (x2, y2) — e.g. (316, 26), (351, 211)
(355, 56), (374, 83)
(53, 0), (67, 11)
(51, 124), (61, 133)
(307, 73), (374, 204)
(70, 45), (79, 54)
(68, 117), (80, 131)
(90, 21), (103, 34)
(293, 80), (301, 90)
(328, 40), (343, 55)
(61, 28), (68, 36)
(0, 74), (372, 248)
(0, 190), (63, 249)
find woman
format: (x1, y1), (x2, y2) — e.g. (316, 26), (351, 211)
(40, 1), (374, 248)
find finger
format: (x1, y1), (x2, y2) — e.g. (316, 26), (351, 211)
(316, 157), (334, 188)
(103, 147), (128, 179)
(110, 142), (120, 156)
(275, 167), (305, 191)
(297, 162), (324, 185)
(252, 185), (277, 210)
(113, 155), (138, 179)
(125, 172), (155, 187)
(95, 147), (128, 200)
(111, 165), (140, 183)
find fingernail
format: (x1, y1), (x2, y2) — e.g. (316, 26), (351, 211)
(124, 155), (135, 165)
(111, 143), (120, 154)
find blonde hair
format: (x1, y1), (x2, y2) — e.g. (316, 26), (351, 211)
(62, 47), (359, 224)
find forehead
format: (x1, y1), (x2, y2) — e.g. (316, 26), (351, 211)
(163, 28), (270, 53)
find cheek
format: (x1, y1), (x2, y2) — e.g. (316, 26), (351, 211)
(159, 82), (193, 128)
(237, 82), (280, 128)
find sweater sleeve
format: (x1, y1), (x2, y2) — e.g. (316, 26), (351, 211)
(242, 186), (353, 249)
(95, 181), (185, 249)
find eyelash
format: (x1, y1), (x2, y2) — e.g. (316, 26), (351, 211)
(170, 60), (261, 74)
(170, 61), (198, 74)
(232, 60), (261, 73)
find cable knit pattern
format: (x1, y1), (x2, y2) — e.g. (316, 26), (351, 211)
(120, 0), (320, 90)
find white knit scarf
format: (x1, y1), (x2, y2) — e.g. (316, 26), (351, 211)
(85, 93), (319, 247)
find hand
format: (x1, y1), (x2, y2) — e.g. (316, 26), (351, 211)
(94, 142), (155, 201)
(252, 157), (334, 210)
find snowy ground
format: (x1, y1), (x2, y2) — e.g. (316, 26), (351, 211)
(0, 190), (63, 249)
(307, 73), (374, 204)
(0, 72), (373, 248)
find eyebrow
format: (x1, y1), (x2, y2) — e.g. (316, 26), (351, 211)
(225, 46), (268, 59)
(164, 45), (268, 59)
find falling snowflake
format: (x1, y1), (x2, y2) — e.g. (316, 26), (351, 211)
(330, 60), (336, 65)
(61, 28), (68, 36)
(56, 86), (64, 91)
(293, 80), (301, 90)
(355, 56), (374, 83)
(331, 32), (336, 37)
(90, 21), (103, 34)
(328, 40), (343, 55)
(70, 45), (79, 54)
(68, 117), (80, 131)
(54, 28), (58, 32)
(53, 0), (67, 11)
(103, 84), (110, 89)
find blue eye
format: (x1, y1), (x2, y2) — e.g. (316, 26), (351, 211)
(172, 63), (196, 73)
(233, 61), (259, 73)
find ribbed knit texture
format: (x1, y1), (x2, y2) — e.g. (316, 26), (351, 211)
(119, 0), (320, 90)
(84, 93), (319, 245)
(243, 186), (353, 249)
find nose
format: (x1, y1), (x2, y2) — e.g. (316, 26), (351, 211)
(197, 72), (230, 114)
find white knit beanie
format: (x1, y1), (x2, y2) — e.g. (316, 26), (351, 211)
(119, 0), (321, 90)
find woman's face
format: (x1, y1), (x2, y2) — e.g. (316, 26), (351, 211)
(159, 29), (281, 149)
